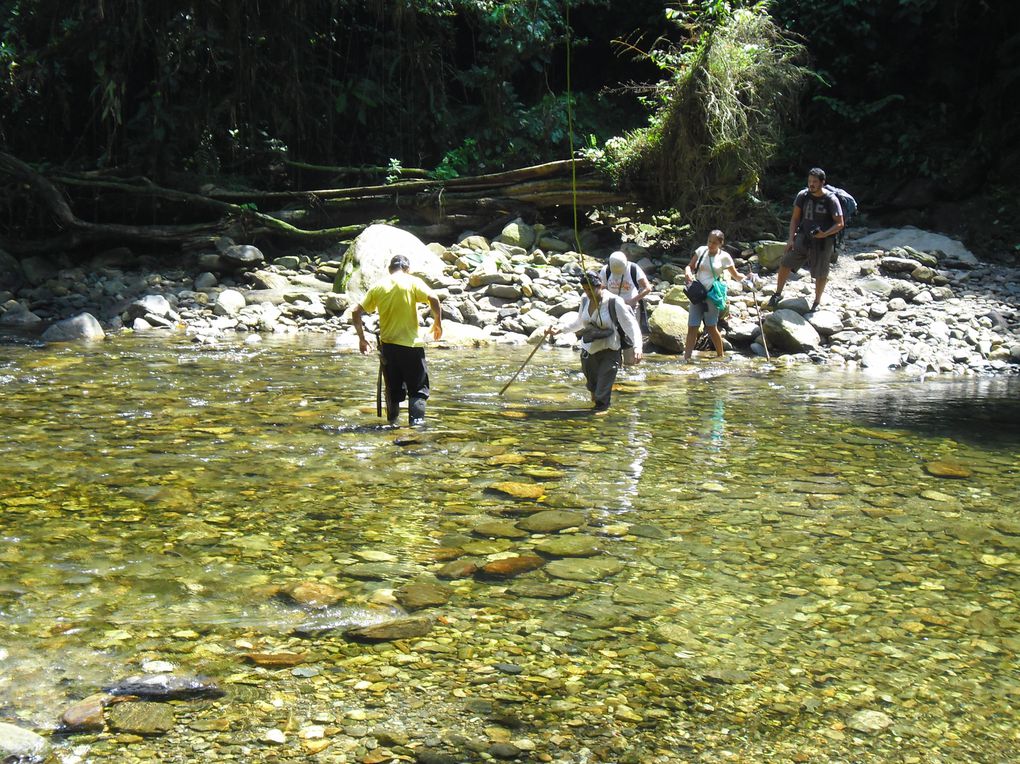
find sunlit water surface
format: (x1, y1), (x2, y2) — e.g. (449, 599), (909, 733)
(1, 335), (1018, 763)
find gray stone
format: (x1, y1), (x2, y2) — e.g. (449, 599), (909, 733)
(105, 674), (225, 700)
(20, 255), (61, 286)
(343, 614), (434, 642)
(220, 244), (265, 270)
(194, 272), (218, 289)
(395, 581), (452, 611)
(648, 302), (689, 353)
(125, 294), (176, 321)
(534, 535), (602, 558)
(497, 219), (536, 250)
(342, 224), (447, 301)
(0, 248), (24, 291)
(250, 270), (292, 290)
(214, 289), (246, 316)
(516, 510), (586, 534)
(857, 227), (978, 268)
(545, 557), (624, 582)
(807, 309), (843, 336)
(847, 709), (893, 734)
(754, 240), (787, 270)
(0, 303), (42, 325)
(106, 701), (175, 736)
(856, 276), (896, 298)
(0, 721), (50, 760)
(859, 339), (901, 370)
(763, 309), (821, 353)
(41, 312), (106, 342)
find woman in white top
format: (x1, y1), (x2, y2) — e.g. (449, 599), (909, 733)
(682, 230), (749, 362)
(546, 270), (642, 413)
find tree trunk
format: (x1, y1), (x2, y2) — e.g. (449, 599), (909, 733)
(0, 152), (625, 256)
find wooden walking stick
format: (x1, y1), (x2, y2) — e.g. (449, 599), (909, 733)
(748, 270), (771, 362)
(499, 334), (547, 396)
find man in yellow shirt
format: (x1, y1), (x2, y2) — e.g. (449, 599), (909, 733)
(352, 255), (443, 426)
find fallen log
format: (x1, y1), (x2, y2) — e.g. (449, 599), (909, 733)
(0, 152), (626, 256)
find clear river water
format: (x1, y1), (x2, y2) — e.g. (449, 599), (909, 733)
(1, 335), (1018, 763)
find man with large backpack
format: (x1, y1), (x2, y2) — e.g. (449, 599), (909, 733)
(768, 167), (845, 312)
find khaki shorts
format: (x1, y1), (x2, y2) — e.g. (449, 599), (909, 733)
(781, 234), (834, 280)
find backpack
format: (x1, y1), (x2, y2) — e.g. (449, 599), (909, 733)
(824, 184), (857, 250)
(608, 299), (640, 365)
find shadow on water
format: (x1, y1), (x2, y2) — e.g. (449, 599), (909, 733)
(785, 373), (1020, 446)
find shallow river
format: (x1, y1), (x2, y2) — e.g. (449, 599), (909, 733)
(1, 336), (1018, 763)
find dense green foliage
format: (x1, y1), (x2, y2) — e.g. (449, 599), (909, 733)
(770, 0), (1020, 191)
(604, 4), (810, 235)
(0, 0), (648, 179)
(1, 0), (1015, 249)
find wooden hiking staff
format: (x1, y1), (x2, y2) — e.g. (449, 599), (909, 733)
(499, 334), (547, 396)
(748, 270), (771, 361)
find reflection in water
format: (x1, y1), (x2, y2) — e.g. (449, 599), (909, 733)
(0, 335), (1018, 762)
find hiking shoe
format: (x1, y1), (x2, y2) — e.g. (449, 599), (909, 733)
(767, 293), (781, 309)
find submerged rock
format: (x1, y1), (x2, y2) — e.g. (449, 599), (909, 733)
(477, 555), (546, 579)
(60, 693), (111, 732)
(104, 673), (225, 700)
(0, 721), (50, 762)
(106, 701), (175, 736)
(342, 614), (434, 642)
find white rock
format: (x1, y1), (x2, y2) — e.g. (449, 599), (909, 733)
(848, 709), (893, 734)
(41, 312), (106, 342)
(214, 289), (246, 316)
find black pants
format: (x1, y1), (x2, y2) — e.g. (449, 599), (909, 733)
(580, 348), (620, 411)
(380, 342), (430, 424)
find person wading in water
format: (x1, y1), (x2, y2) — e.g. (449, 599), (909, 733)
(352, 255), (442, 426)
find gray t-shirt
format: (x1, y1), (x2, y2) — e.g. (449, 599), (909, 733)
(795, 188), (842, 235)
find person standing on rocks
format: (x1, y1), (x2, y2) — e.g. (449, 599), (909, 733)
(601, 251), (652, 335)
(545, 270), (641, 413)
(683, 230), (752, 362)
(769, 167), (845, 312)
(352, 255), (442, 426)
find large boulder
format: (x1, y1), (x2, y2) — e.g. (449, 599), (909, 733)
(219, 244), (265, 271)
(857, 227), (978, 268)
(42, 312), (106, 342)
(0, 721), (50, 762)
(336, 224), (446, 300)
(496, 218), (537, 250)
(763, 308), (821, 353)
(0, 301), (42, 325)
(648, 303), (689, 354)
(754, 240), (787, 271)
(214, 289), (246, 316)
(20, 255), (62, 286)
(859, 338), (902, 370)
(0, 249), (24, 291)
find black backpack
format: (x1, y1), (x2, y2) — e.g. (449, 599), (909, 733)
(824, 184), (858, 250)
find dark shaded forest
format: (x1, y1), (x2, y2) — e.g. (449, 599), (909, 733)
(1, 0), (1018, 258)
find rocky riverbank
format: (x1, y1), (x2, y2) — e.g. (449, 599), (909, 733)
(1, 220), (1018, 376)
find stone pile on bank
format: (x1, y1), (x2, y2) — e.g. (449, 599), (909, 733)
(1, 219), (1018, 376)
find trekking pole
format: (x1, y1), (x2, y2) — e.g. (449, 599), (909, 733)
(748, 269), (771, 362)
(499, 334), (547, 396)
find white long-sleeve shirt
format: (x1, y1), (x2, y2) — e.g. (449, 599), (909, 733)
(557, 292), (641, 354)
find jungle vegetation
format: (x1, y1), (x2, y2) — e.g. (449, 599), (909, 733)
(1, 0), (1017, 255)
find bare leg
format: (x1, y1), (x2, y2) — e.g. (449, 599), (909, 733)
(684, 326), (699, 361)
(774, 265), (792, 297)
(812, 277), (827, 310)
(707, 326), (724, 358)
